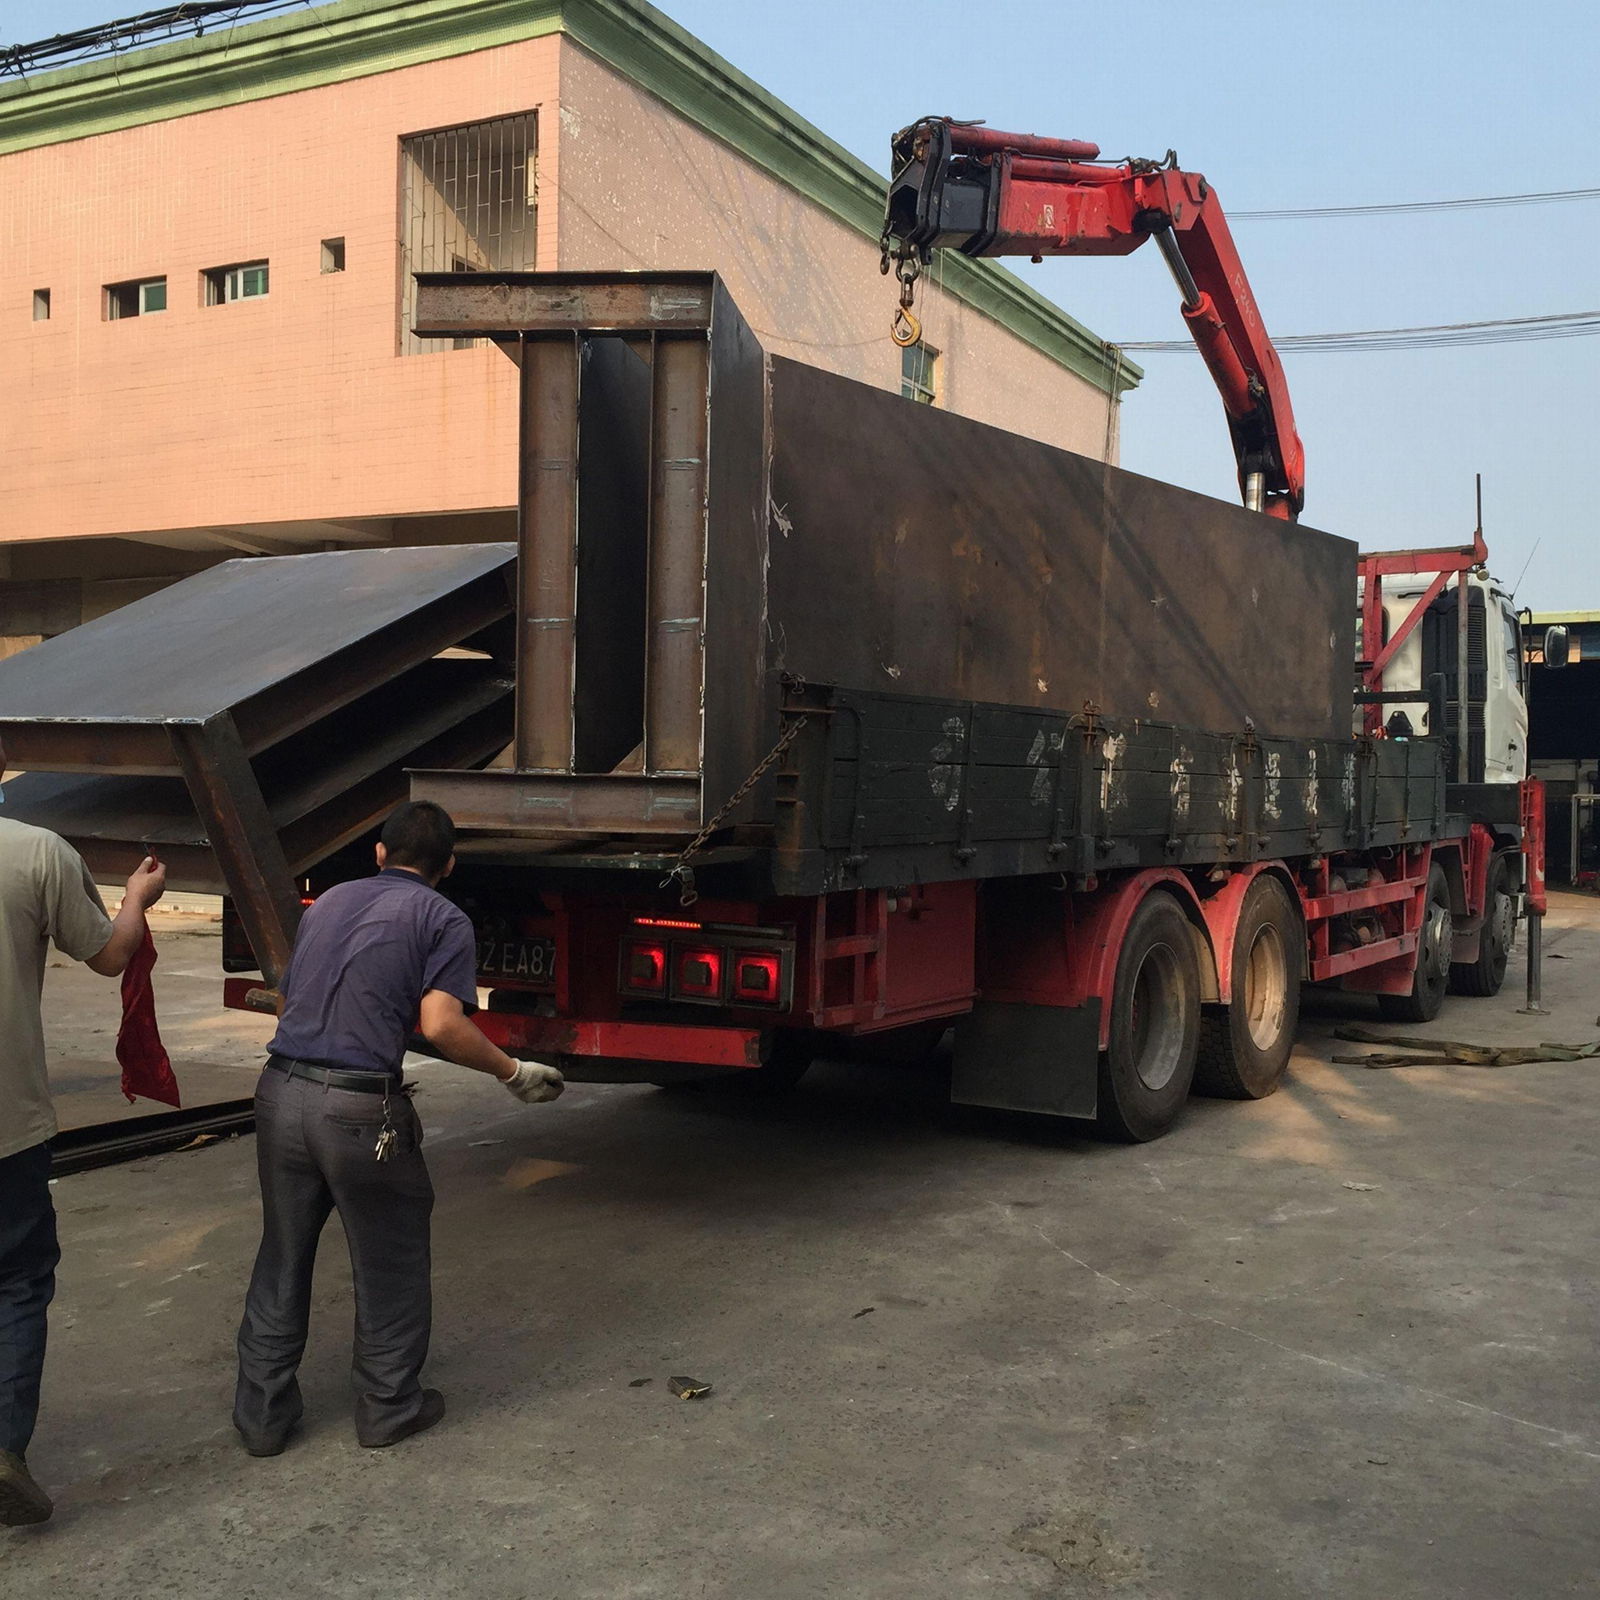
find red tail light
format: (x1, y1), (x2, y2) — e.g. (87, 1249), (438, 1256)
(618, 923), (793, 1009)
(732, 950), (782, 1004)
(674, 946), (723, 1000)
(621, 939), (667, 996)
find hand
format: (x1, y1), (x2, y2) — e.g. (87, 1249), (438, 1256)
(502, 1060), (565, 1104)
(125, 855), (167, 911)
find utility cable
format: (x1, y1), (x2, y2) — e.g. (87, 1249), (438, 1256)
(1119, 309), (1600, 354)
(1233, 186), (1600, 221)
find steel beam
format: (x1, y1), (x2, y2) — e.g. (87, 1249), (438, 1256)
(644, 335), (711, 776)
(231, 571), (512, 755)
(169, 714), (302, 988)
(516, 335), (582, 770)
(415, 272), (716, 339)
(411, 767), (701, 833)
(0, 721), (179, 776)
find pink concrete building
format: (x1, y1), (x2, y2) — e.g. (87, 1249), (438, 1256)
(0, 0), (1134, 652)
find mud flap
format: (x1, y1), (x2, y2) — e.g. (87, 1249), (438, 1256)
(951, 1000), (1101, 1118)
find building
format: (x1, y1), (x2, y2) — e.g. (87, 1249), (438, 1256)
(0, 0), (1136, 653)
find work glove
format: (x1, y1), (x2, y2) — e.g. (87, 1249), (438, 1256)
(503, 1060), (565, 1104)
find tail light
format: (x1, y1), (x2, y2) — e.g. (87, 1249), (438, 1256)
(620, 939), (668, 996)
(732, 951), (782, 1003)
(674, 946), (724, 1000)
(618, 922), (792, 1010)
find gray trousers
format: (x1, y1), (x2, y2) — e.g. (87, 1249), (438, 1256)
(234, 1065), (434, 1447)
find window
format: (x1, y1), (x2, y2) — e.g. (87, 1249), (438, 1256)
(901, 340), (939, 404)
(399, 112), (538, 353)
(106, 277), (166, 319)
(205, 260), (269, 305)
(1502, 602), (1523, 687)
(32, 289), (49, 321)
(320, 237), (345, 273)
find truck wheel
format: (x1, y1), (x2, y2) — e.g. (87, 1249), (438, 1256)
(1194, 876), (1301, 1099)
(1095, 891), (1201, 1143)
(1450, 854), (1512, 998)
(1377, 862), (1452, 1023)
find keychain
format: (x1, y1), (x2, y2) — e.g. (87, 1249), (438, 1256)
(374, 1091), (397, 1163)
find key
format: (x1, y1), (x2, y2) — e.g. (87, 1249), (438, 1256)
(374, 1128), (396, 1163)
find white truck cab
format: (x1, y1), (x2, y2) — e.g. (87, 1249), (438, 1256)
(1364, 572), (1529, 784)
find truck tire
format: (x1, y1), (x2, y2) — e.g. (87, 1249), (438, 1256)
(1194, 876), (1302, 1099)
(1449, 854), (1512, 998)
(1377, 862), (1452, 1024)
(1095, 891), (1201, 1143)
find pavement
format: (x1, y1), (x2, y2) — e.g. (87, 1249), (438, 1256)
(6, 895), (1600, 1598)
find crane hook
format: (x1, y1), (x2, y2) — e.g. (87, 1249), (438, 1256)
(888, 248), (924, 347)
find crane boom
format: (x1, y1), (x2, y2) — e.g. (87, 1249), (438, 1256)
(883, 116), (1306, 520)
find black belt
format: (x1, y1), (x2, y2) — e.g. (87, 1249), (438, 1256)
(267, 1055), (397, 1095)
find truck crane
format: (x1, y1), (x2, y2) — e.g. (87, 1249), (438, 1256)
(881, 116), (1305, 520)
(882, 114), (1548, 1008)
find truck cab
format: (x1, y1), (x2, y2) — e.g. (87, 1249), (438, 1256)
(1365, 572), (1529, 784)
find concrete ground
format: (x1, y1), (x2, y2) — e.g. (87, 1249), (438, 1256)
(7, 896), (1600, 1598)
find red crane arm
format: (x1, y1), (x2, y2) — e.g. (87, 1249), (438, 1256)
(884, 117), (1306, 521)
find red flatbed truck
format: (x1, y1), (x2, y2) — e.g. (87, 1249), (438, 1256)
(363, 262), (1535, 1143)
(382, 121), (1541, 1141)
(0, 128), (1543, 1147)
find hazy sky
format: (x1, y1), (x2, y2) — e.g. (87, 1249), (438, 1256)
(8, 0), (1596, 610)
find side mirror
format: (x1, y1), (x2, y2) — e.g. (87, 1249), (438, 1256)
(1544, 625), (1571, 668)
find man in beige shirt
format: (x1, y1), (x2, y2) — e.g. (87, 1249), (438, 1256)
(0, 734), (166, 1527)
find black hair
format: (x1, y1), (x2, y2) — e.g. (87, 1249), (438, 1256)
(380, 800), (456, 879)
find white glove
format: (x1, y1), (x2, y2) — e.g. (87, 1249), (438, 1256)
(502, 1060), (565, 1104)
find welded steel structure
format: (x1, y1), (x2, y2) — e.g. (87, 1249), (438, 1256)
(410, 271), (1358, 860)
(0, 543), (516, 984)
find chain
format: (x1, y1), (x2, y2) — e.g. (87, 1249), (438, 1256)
(661, 707), (811, 906)
(880, 228), (925, 347)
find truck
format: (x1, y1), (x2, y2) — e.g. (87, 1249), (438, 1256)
(0, 121), (1545, 1144)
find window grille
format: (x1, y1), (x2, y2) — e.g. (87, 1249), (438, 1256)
(399, 113), (537, 354)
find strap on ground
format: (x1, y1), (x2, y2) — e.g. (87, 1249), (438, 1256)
(1331, 1026), (1600, 1069)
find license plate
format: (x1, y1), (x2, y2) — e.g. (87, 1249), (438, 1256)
(477, 937), (557, 985)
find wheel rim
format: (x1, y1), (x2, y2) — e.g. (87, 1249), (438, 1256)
(1129, 942), (1187, 1091)
(1421, 895), (1452, 987)
(1489, 890), (1513, 968)
(1242, 922), (1289, 1051)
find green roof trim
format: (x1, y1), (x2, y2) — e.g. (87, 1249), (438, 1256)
(0, 0), (1137, 395)
(0, 0), (562, 150)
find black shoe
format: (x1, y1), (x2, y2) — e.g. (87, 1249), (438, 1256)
(0, 1450), (53, 1526)
(235, 1416), (301, 1459)
(358, 1389), (445, 1449)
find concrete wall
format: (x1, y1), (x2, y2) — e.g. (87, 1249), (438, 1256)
(0, 29), (1115, 596)
(553, 44), (1117, 461)
(0, 36), (562, 550)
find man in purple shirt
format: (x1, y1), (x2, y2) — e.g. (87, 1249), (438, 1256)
(233, 800), (562, 1456)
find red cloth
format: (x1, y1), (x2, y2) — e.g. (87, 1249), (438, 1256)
(116, 926), (181, 1108)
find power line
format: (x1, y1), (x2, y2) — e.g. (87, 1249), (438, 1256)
(1118, 309), (1600, 355)
(0, 4), (312, 78)
(1233, 185), (1600, 220)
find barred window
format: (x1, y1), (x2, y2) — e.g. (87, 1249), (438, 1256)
(399, 113), (538, 354)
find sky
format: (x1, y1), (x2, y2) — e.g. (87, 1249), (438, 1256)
(6, 0), (1597, 610)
